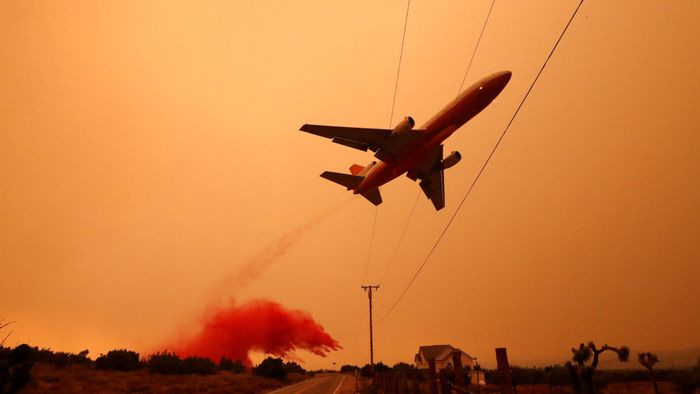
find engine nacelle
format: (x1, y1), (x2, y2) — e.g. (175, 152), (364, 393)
(441, 151), (462, 169)
(391, 116), (415, 137)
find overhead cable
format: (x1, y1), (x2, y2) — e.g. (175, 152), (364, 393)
(389, 0), (412, 128)
(362, 207), (379, 281)
(378, 0), (585, 323)
(458, 0), (497, 96)
(365, 0), (412, 283)
(380, 190), (421, 283)
(379, 1), (495, 287)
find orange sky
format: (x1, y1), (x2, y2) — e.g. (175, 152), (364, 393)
(1, 1), (698, 369)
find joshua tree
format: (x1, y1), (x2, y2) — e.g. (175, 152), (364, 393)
(568, 342), (630, 394)
(638, 352), (660, 394)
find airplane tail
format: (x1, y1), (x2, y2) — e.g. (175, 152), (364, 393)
(320, 168), (383, 206)
(350, 161), (377, 177)
(320, 171), (363, 191)
(349, 164), (364, 175)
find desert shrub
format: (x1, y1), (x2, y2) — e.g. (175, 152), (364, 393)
(182, 356), (216, 375)
(219, 357), (245, 373)
(147, 352), (183, 375)
(51, 350), (91, 368)
(73, 350), (91, 365)
(485, 368), (507, 385)
(511, 366), (545, 385)
(0, 344), (34, 394)
(669, 367), (700, 394)
(253, 357), (287, 380)
(284, 361), (305, 374)
(392, 362), (416, 375)
(360, 364), (372, 377)
(375, 362), (390, 373)
(359, 362), (390, 377)
(2, 345), (91, 368)
(485, 366), (568, 386)
(612, 368), (656, 382)
(50, 352), (71, 368)
(24, 347), (49, 363)
(542, 365), (571, 386)
(95, 349), (140, 371)
(340, 364), (359, 374)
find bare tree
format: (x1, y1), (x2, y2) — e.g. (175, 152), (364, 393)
(639, 352), (660, 394)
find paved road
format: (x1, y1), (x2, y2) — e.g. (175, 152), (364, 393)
(267, 374), (348, 394)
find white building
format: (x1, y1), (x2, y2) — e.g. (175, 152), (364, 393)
(414, 344), (485, 386)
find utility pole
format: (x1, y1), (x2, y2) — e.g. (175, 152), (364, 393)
(361, 284), (379, 374)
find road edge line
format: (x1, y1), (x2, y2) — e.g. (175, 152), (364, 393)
(332, 375), (347, 394)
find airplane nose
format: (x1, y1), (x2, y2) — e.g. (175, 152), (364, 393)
(480, 71), (512, 98)
(497, 71), (512, 86)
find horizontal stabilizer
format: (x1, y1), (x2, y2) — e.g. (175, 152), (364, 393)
(320, 171), (363, 191)
(361, 188), (382, 206)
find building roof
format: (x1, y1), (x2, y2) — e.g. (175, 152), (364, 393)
(417, 345), (473, 362)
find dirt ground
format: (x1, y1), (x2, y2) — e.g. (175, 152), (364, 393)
(332, 375), (692, 394)
(20, 367), (695, 394)
(479, 381), (682, 393)
(20, 363), (305, 394)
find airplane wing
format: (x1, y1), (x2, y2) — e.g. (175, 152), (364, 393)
(410, 145), (446, 211)
(300, 124), (390, 152)
(300, 124), (425, 163)
(420, 170), (445, 211)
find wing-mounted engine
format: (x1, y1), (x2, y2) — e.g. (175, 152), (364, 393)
(440, 151), (461, 169)
(390, 116), (415, 138)
(375, 116), (419, 163)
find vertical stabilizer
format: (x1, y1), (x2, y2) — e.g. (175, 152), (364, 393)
(349, 164), (364, 175)
(349, 161), (378, 177)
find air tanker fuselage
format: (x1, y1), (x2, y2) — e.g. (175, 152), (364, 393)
(354, 71), (511, 194)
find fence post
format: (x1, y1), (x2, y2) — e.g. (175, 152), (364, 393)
(428, 358), (439, 394)
(412, 371), (421, 394)
(495, 347), (514, 394)
(452, 350), (466, 391)
(439, 369), (450, 394)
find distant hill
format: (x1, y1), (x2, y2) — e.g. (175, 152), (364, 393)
(598, 348), (700, 370)
(514, 347), (700, 370)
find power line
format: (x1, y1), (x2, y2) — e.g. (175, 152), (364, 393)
(362, 207), (379, 280)
(378, 0), (585, 323)
(365, 0), (412, 282)
(380, 190), (421, 283)
(458, 0), (497, 96)
(379, 1), (494, 287)
(389, 0), (412, 128)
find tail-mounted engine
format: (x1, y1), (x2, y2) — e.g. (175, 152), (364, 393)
(391, 116), (415, 137)
(441, 151), (461, 169)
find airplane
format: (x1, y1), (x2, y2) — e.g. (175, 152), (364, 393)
(300, 71), (512, 210)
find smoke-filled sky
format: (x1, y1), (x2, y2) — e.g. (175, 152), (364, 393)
(1, 1), (698, 369)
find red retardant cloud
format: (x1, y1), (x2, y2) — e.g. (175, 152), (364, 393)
(173, 299), (341, 366)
